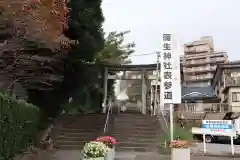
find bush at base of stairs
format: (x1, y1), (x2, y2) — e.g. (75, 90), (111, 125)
(0, 92), (39, 160)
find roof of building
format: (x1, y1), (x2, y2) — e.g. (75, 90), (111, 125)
(212, 61), (240, 87)
(181, 86), (217, 101)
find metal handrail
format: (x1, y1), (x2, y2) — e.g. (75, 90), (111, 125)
(161, 110), (169, 129)
(103, 98), (112, 133)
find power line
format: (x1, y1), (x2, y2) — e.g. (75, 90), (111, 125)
(128, 51), (159, 57)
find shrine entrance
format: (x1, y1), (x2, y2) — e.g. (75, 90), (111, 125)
(100, 64), (158, 115)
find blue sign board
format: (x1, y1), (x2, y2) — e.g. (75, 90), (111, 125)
(202, 124), (232, 129)
(202, 120), (234, 135)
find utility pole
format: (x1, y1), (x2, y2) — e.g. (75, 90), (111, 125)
(154, 51), (160, 115)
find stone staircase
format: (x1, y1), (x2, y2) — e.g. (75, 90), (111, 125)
(50, 111), (161, 153)
(51, 114), (107, 150)
(110, 113), (160, 152)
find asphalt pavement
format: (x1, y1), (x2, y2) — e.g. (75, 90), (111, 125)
(191, 143), (240, 155)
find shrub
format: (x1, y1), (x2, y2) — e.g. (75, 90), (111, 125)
(0, 92), (39, 160)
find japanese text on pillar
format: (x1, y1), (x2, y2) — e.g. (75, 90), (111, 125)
(162, 34), (173, 100)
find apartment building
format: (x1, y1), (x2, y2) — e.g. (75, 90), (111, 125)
(212, 61), (240, 112)
(181, 36), (228, 87)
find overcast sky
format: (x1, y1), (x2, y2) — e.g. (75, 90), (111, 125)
(102, 0), (240, 64)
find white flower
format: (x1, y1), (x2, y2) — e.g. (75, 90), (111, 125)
(83, 141), (108, 158)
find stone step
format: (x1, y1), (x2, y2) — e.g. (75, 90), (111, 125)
(111, 130), (157, 135)
(63, 120), (105, 124)
(114, 121), (157, 125)
(55, 140), (94, 146)
(51, 113), (108, 150)
(117, 114), (155, 117)
(109, 113), (161, 153)
(117, 141), (157, 147)
(61, 123), (104, 129)
(113, 125), (158, 129)
(59, 127), (101, 132)
(117, 142), (157, 148)
(114, 124), (157, 128)
(115, 146), (155, 152)
(55, 135), (100, 141)
(58, 131), (100, 137)
(54, 144), (83, 150)
(63, 119), (104, 123)
(111, 133), (157, 139)
(114, 116), (157, 120)
(114, 121), (158, 125)
(114, 137), (157, 143)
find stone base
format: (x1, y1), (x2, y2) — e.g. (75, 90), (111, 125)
(172, 148), (190, 160)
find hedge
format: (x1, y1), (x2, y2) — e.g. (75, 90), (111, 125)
(0, 92), (39, 160)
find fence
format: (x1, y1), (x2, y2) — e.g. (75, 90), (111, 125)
(157, 103), (230, 130)
(175, 103), (230, 114)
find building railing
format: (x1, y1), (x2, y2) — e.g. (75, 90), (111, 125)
(176, 103), (230, 114)
(184, 57), (225, 66)
(183, 66), (216, 73)
(184, 74), (213, 81)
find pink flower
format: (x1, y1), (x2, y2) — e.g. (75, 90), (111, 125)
(96, 136), (117, 148)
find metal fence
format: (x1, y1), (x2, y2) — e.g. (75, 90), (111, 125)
(157, 103), (231, 129)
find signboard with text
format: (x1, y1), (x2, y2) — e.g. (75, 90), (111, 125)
(160, 33), (181, 104)
(202, 120), (236, 136)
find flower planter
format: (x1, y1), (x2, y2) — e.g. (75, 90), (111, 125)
(106, 147), (115, 160)
(171, 148), (190, 160)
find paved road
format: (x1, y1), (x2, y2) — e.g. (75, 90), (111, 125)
(192, 155), (240, 160)
(34, 150), (240, 160)
(36, 145), (240, 160)
(191, 143), (240, 155)
(51, 150), (240, 160)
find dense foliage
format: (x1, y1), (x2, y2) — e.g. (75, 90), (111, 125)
(95, 31), (135, 64)
(0, 0), (135, 158)
(0, 0), (134, 119)
(0, 0), (72, 90)
(0, 93), (39, 160)
(60, 1), (134, 113)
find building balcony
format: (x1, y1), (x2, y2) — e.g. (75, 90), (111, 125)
(184, 46), (210, 54)
(222, 76), (240, 93)
(184, 75), (213, 82)
(183, 66), (216, 73)
(183, 57), (226, 67)
(209, 57), (226, 63)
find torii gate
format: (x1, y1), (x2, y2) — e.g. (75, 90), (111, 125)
(100, 64), (158, 115)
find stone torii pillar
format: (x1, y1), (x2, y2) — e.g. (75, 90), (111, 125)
(141, 70), (147, 114)
(102, 67), (108, 113)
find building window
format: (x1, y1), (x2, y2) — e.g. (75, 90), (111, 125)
(232, 92), (240, 102)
